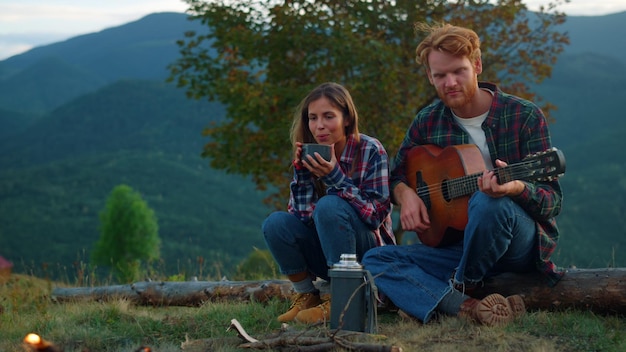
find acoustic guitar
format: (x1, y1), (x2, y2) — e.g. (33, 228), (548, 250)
(406, 144), (566, 247)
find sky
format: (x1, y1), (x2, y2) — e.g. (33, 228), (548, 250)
(1, 0), (626, 61)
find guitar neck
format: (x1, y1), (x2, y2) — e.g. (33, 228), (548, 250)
(447, 165), (520, 199)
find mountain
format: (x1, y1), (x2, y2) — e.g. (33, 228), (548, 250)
(559, 11), (626, 60)
(0, 11), (625, 279)
(0, 12), (209, 114)
(0, 56), (105, 114)
(0, 79), (273, 278)
(0, 79), (218, 166)
(0, 108), (40, 139)
(534, 44), (626, 267)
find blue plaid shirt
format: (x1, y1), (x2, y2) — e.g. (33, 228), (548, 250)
(288, 134), (395, 246)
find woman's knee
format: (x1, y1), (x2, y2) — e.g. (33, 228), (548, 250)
(314, 195), (350, 220)
(262, 211), (291, 238)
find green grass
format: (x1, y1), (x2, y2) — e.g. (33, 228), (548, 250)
(1, 274), (625, 352)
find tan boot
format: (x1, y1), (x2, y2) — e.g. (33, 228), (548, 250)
(277, 291), (322, 323)
(294, 295), (331, 324)
(459, 293), (525, 326)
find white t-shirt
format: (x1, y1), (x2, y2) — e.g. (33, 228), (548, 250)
(452, 117), (493, 171)
(452, 89), (494, 170)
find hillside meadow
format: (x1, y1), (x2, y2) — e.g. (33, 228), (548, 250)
(1, 273), (625, 352)
(1, 12), (625, 281)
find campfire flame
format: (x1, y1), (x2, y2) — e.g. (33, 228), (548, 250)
(24, 333), (149, 352)
(24, 333), (43, 345)
(23, 333), (61, 352)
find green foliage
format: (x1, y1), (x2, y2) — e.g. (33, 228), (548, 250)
(530, 53), (626, 268)
(169, 0), (569, 206)
(91, 184), (161, 283)
(0, 80), (273, 281)
(0, 107), (40, 139)
(233, 248), (279, 281)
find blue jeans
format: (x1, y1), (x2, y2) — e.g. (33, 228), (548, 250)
(362, 192), (537, 322)
(262, 195), (377, 281)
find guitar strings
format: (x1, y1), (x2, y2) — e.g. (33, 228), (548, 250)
(415, 159), (555, 200)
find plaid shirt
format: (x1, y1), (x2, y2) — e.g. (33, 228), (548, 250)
(288, 134), (395, 246)
(391, 82), (564, 285)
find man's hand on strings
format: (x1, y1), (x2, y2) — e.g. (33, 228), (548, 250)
(478, 159), (525, 197)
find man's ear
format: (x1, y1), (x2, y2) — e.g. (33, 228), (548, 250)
(474, 57), (483, 75)
(426, 68), (434, 85)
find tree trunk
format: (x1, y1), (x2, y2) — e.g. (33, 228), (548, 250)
(472, 268), (626, 315)
(51, 268), (626, 315)
(51, 279), (294, 306)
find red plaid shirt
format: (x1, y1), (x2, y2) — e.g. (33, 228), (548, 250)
(288, 133), (395, 246)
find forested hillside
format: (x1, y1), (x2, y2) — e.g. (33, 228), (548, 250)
(0, 10), (624, 279)
(0, 80), (273, 278)
(540, 52), (626, 267)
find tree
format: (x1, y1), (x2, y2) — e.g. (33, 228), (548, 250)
(92, 184), (161, 283)
(233, 247), (279, 280)
(168, 0), (569, 208)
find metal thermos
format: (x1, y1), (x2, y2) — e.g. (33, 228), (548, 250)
(328, 253), (376, 333)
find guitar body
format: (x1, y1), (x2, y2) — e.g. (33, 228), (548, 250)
(406, 144), (486, 247)
(405, 144), (565, 247)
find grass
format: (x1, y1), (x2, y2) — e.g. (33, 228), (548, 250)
(1, 274), (626, 352)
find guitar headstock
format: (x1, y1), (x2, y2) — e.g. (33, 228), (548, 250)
(520, 147), (566, 182)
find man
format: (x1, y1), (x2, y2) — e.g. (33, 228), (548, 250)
(362, 23), (564, 326)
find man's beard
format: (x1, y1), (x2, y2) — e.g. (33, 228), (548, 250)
(438, 82), (477, 110)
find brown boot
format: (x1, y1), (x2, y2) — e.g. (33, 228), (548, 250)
(506, 295), (526, 318)
(294, 294), (331, 324)
(459, 293), (525, 326)
(277, 291), (322, 323)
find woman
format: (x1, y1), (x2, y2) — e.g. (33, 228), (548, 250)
(262, 82), (395, 324)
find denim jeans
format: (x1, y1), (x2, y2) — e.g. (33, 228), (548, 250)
(362, 192), (537, 322)
(262, 195), (377, 281)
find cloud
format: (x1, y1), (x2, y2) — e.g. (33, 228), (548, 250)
(0, 32), (74, 60)
(524, 0), (626, 16)
(1, 0), (625, 61)
(0, 42), (34, 61)
(0, 3), (148, 34)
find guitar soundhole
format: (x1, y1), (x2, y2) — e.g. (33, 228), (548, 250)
(442, 228), (464, 246)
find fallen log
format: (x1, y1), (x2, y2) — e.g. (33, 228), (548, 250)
(473, 267), (626, 315)
(51, 279), (294, 306)
(50, 268), (626, 315)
